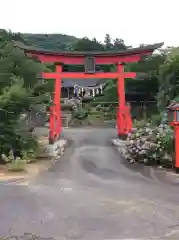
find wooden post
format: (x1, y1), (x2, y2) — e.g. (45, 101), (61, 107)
(55, 65), (62, 139)
(117, 63), (125, 137)
(117, 63), (133, 138)
(117, 64), (125, 107)
(49, 105), (55, 144)
(175, 125), (179, 173)
(67, 88), (69, 99)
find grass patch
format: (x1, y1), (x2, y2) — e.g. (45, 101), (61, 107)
(6, 158), (27, 172)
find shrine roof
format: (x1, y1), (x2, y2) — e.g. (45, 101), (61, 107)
(61, 72), (148, 88)
(62, 78), (104, 87)
(166, 102), (179, 110)
(21, 42), (163, 57)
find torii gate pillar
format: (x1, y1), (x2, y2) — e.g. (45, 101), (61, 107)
(117, 63), (132, 137)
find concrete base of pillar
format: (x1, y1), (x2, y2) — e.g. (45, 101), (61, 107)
(48, 137), (54, 145)
(118, 134), (127, 141)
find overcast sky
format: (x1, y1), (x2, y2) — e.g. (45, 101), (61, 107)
(1, 0), (178, 47)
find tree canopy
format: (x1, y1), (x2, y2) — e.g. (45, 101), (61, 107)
(0, 29), (50, 161)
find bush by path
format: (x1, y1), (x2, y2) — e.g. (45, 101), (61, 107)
(123, 123), (175, 169)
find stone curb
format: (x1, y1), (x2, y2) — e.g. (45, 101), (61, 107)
(112, 139), (179, 183)
(112, 139), (128, 157)
(112, 139), (127, 147)
(49, 139), (68, 165)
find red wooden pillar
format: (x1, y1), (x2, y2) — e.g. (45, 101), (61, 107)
(117, 63), (125, 136)
(48, 65), (62, 143)
(175, 125), (179, 172)
(117, 63), (132, 137)
(117, 64), (125, 107)
(54, 65), (62, 139)
(49, 105), (55, 144)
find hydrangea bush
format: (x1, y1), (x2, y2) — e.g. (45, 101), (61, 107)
(124, 123), (175, 168)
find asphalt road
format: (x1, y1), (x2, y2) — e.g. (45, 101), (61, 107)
(1, 128), (179, 240)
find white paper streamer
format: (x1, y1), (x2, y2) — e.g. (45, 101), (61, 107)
(92, 89), (95, 97)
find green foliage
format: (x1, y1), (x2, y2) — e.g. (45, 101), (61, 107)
(173, 95), (179, 101)
(22, 32), (128, 52)
(73, 108), (89, 120)
(150, 113), (163, 126)
(92, 79), (118, 103)
(113, 38), (127, 50)
(72, 37), (104, 51)
(23, 33), (78, 51)
(71, 34), (127, 52)
(126, 53), (165, 100)
(0, 29), (49, 163)
(104, 34), (113, 50)
(6, 158), (26, 172)
(157, 47), (179, 109)
(133, 119), (146, 128)
(61, 103), (72, 111)
(1, 150), (27, 172)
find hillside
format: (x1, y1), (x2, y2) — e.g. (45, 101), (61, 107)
(22, 33), (78, 51)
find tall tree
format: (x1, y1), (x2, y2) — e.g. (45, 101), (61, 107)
(113, 38), (126, 50)
(157, 47), (179, 109)
(104, 34), (113, 50)
(0, 29), (50, 160)
(72, 37), (104, 51)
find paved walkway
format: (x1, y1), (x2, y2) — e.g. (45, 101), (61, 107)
(0, 128), (179, 239)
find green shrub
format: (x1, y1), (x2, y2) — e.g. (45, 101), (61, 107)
(133, 119), (148, 128)
(21, 149), (39, 163)
(73, 108), (89, 120)
(1, 150), (27, 172)
(150, 113), (163, 126)
(61, 103), (72, 111)
(6, 158), (26, 172)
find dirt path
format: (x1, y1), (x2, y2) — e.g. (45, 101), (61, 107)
(0, 128), (179, 239)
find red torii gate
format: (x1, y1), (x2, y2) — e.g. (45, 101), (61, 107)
(23, 43), (163, 143)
